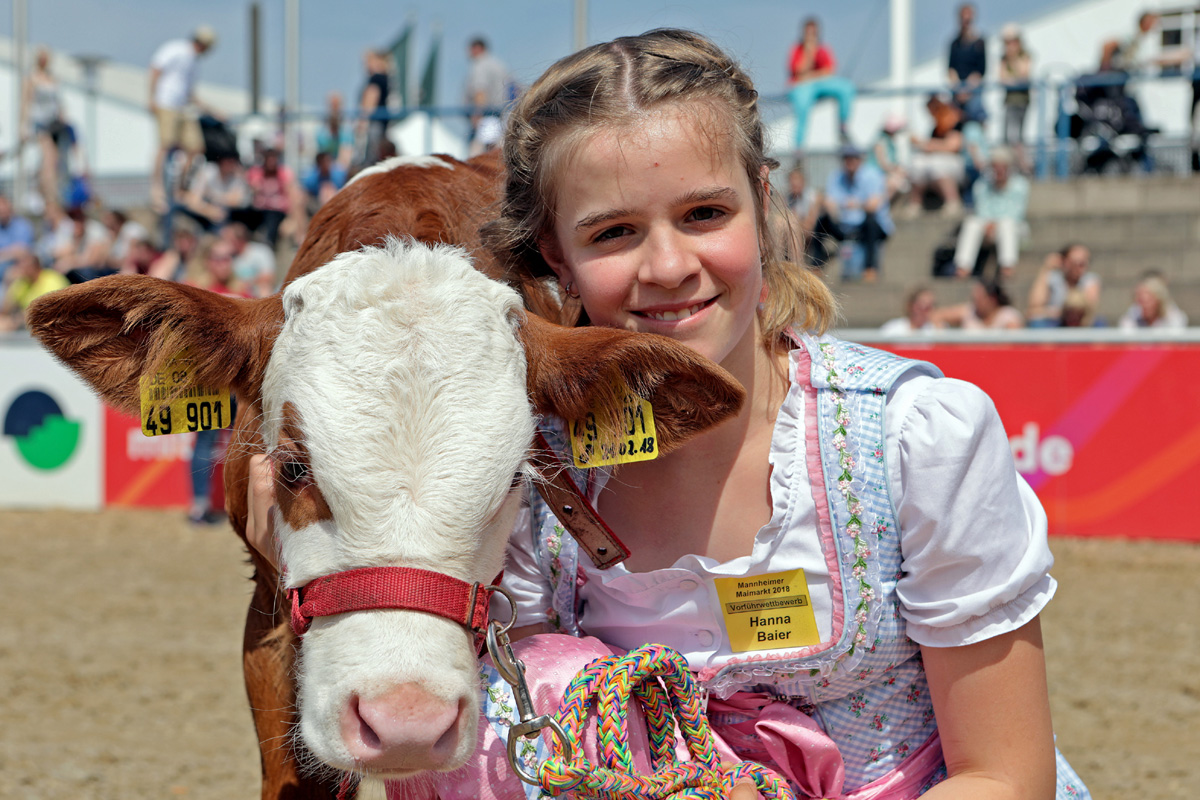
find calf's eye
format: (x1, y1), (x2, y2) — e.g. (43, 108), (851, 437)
(279, 460), (311, 486)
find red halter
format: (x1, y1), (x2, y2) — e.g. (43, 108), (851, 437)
(287, 566), (493, 647)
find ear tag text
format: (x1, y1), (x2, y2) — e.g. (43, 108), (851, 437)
(139, 350), (233, 437)
(569, 386), (658, 468)
(712, 568), (821, 652)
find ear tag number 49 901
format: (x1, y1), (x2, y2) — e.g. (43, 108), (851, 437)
(139, 350), (233, 437)
(569, 387), (657, 468)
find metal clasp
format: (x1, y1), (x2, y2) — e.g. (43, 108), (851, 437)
(485, 586), (574, 785)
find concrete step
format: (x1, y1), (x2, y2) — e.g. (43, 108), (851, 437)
(1026, 175), (1200, 217)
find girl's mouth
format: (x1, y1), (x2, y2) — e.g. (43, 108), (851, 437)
(633, 297), (716, 322)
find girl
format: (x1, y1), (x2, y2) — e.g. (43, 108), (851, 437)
(251, 29), (1088, 800)
(20, 46), (66, 208)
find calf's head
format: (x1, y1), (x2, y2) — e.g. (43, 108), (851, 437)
(27, 239), (744, 779)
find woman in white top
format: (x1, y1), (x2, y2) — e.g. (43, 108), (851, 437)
(21, 47), (65, 207)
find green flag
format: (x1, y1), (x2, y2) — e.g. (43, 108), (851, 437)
(389, 22), (413, 108)
(419, 32), (440, 107)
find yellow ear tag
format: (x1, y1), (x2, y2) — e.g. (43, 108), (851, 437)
(138, 350), (233, 437)
(569, 385), (658, 468)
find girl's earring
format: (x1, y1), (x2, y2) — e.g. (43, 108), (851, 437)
(564, 281), (580, 299)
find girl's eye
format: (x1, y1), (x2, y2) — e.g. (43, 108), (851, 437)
(688, 206), (724, 223)
(593, 225), (630, 243)
(279, 460), (310, 486)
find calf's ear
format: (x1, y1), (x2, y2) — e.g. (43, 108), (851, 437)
(517, 312), (746, 454)
(27, 275), (283, 414)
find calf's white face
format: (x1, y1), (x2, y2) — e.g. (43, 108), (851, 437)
(261, 240), (532, 776)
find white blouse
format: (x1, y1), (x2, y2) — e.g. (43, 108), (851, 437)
(500, 350), (1056, 672)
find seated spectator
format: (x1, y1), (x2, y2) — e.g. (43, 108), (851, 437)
(869, 114), (910, 204)
(880, 286), (942, 334)
(0, 192), (35, 282)
(116, 230), (160, 276)
(1060, 287), (1099, 328)
(181, 153), (250, 232)
(148, 225), (200, 282)
(221, 222), (276, 298)
(784, 166), (825, 267)
(999, 24), (1033, 169)
(0, 251), (67, 332)
(102, 209), (150, 270)
(786, 17), (856, 149)
(935, 279), (1024, 329)
(315, 92), (354, 169)
(1026, 244), (1100, 327)
(952, 147), (1028, 280)
(242, 147), (302, 248)
(902, 94), (964, 218)
(1119, 272), (1188, 330)
(52, 206), (114, 281)
(817, 144), (893, 282)
(302, 151), (347, 213)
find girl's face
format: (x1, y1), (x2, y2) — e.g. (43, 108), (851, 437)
(540, 107), (766, 371)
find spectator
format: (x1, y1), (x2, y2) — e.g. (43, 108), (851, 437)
(20, 46), (66, 208)
(952, 147), (1028, 280)
(902, 94), (964, 218)
(819, 143), (893, 283)
(220, 222), (276, 299)
(0, 252), (67, 333)
(947, 3), (986, 121)
(786, 17), (855, 150)
(102, 209), (150, 270)
(180, 152), (249, 233)
(936, 279), (1024, 329)
(880, 286), (942, 334)
(357, 49), (392, 167)
(464, 37), (512, 156)
(784, 166), (826, 267)
(52, 206), (114, 281)
(0, 193), (35, 282)
(1027, 244), (1101, 327)
(998, 24), (1033, 168)
(1060, 288), (1099, 328)
(315, 92), (354, 169)
(148, 225), (200, 282)
(302, 150), (347, 213)
(1119, 272), (1189, 330)
(148, 25), (219, 211)
(868, 113), (910, 204)
(243, 147), (301, 248)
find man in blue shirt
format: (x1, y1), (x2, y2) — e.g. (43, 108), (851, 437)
(819, 144), (893, 282)
(0, 193), (34, 283)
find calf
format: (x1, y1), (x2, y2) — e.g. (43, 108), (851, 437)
(28, 157), (744, 798)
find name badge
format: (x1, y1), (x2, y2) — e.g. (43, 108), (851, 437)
(712, 569), (821, 652)
(139, 350), (233, 437)
(569, 384), (658, 468)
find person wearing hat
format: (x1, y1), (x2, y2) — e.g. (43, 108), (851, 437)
(818, 143), (893, 282)
(148, 25), (219, 211)
(952, 146), (1028, 280)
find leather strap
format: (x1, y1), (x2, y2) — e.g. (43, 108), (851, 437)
(531, 431), (630, 570)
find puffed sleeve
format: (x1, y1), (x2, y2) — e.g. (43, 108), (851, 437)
(491, 499), (553, 626)
(887, 375), (1056, 647)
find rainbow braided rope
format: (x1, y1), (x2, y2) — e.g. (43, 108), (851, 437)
(536, 644), (797, 800)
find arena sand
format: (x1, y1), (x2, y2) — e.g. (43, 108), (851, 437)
(0, 509), (1195, 799)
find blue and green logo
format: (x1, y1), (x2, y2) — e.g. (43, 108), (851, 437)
(3, 390), (82, 470)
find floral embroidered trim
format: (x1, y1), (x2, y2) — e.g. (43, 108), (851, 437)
(820, 341), (875, 657)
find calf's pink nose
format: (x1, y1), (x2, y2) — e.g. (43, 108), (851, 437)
(341, 683), (464, 771)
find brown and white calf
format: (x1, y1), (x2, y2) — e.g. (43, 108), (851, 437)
(28, 155), (743, 797)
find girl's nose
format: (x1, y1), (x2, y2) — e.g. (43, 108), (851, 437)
(639, 228), (698, 289)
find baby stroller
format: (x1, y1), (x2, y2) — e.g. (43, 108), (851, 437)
(1068, 71), (1157, 173)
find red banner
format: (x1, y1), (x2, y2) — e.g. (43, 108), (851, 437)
(103, 408), (226, 510)
(880, 343), (1200, 540)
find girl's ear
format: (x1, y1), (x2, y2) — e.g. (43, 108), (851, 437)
(538, 233), (574, 286)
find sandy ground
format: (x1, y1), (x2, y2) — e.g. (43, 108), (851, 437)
(0, 508), (1196, 800)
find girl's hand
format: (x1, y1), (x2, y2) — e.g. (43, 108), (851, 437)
(245, 453), (279, 569)
(728, 779), (761, 800)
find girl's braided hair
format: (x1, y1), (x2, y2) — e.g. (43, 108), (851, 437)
(484, 28), (836, 345)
